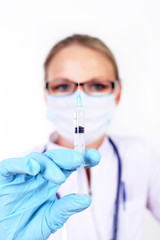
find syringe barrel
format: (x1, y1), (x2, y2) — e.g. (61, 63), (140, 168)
(74, 107), (86, 194)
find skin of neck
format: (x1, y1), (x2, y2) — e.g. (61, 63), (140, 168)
(56, 133), (106, 150)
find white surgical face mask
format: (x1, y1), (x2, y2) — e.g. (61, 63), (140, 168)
(46, 91), (116, 146)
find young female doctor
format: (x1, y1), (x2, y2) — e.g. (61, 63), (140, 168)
(0, 34), (160, 240)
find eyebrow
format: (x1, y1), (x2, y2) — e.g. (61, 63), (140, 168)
(51, 78), (76, 84)
(48, 76), (115, 83)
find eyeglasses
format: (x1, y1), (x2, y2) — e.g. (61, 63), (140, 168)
(45, 79), (119, 96)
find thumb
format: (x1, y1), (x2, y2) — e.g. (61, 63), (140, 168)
(48, 194), (91, 233)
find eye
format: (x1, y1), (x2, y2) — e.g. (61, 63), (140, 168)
(88, 83), (110, 92)
(55, 84), (71, 91)
(91, 83), (106, 90)
(50, 84), (73, 93)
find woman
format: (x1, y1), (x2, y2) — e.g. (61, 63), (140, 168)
(0, 34), (160, 240)
(43, 34), (160, 239)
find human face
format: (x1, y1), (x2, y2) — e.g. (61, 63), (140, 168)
(44, 44), (121, 104)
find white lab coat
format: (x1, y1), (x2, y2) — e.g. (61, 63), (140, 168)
(32, 133), (160, 240)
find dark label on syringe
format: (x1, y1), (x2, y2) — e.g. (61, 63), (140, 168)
(75, 126), (85, 133)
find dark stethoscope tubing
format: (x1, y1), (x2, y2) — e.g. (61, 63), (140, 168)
(108, 137), (122, 240)
(42, 136), (122, 240)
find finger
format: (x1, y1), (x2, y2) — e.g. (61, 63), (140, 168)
(0, 153), (66, 184)
(44, 149), (84, 170)
(0, 157), (40, 177)
(48, 194), (91, 233)
(84, 149), (101, 168)
(26, 152), (66, 184)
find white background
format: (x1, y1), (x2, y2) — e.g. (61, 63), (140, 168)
(0, 0), (160, 239)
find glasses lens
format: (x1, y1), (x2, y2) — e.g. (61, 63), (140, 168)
(48, 80), (75, 96)
(84, 80), (114, 95)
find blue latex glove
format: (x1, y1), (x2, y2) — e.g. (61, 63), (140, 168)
(0, 149), (100, 240)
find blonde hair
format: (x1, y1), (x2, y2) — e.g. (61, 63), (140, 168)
(44, 34), (119, 81)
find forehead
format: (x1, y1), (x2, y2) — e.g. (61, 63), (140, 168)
(47, 45), (116, 82)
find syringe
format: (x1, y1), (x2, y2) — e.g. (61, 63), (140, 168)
(74, 89), (86, 194)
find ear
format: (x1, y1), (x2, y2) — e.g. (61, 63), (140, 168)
(115, 83), (122, 105)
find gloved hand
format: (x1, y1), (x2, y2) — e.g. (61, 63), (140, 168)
(0, 148), (100, 240)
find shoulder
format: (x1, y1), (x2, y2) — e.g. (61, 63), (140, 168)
(109, 135), (149, 151)
(30, 145), (47, 153)
(16, 144), (46, 157)
(108, 135), (154, 164)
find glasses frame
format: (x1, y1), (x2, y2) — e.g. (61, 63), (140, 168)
(45, 79), (120, 96)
